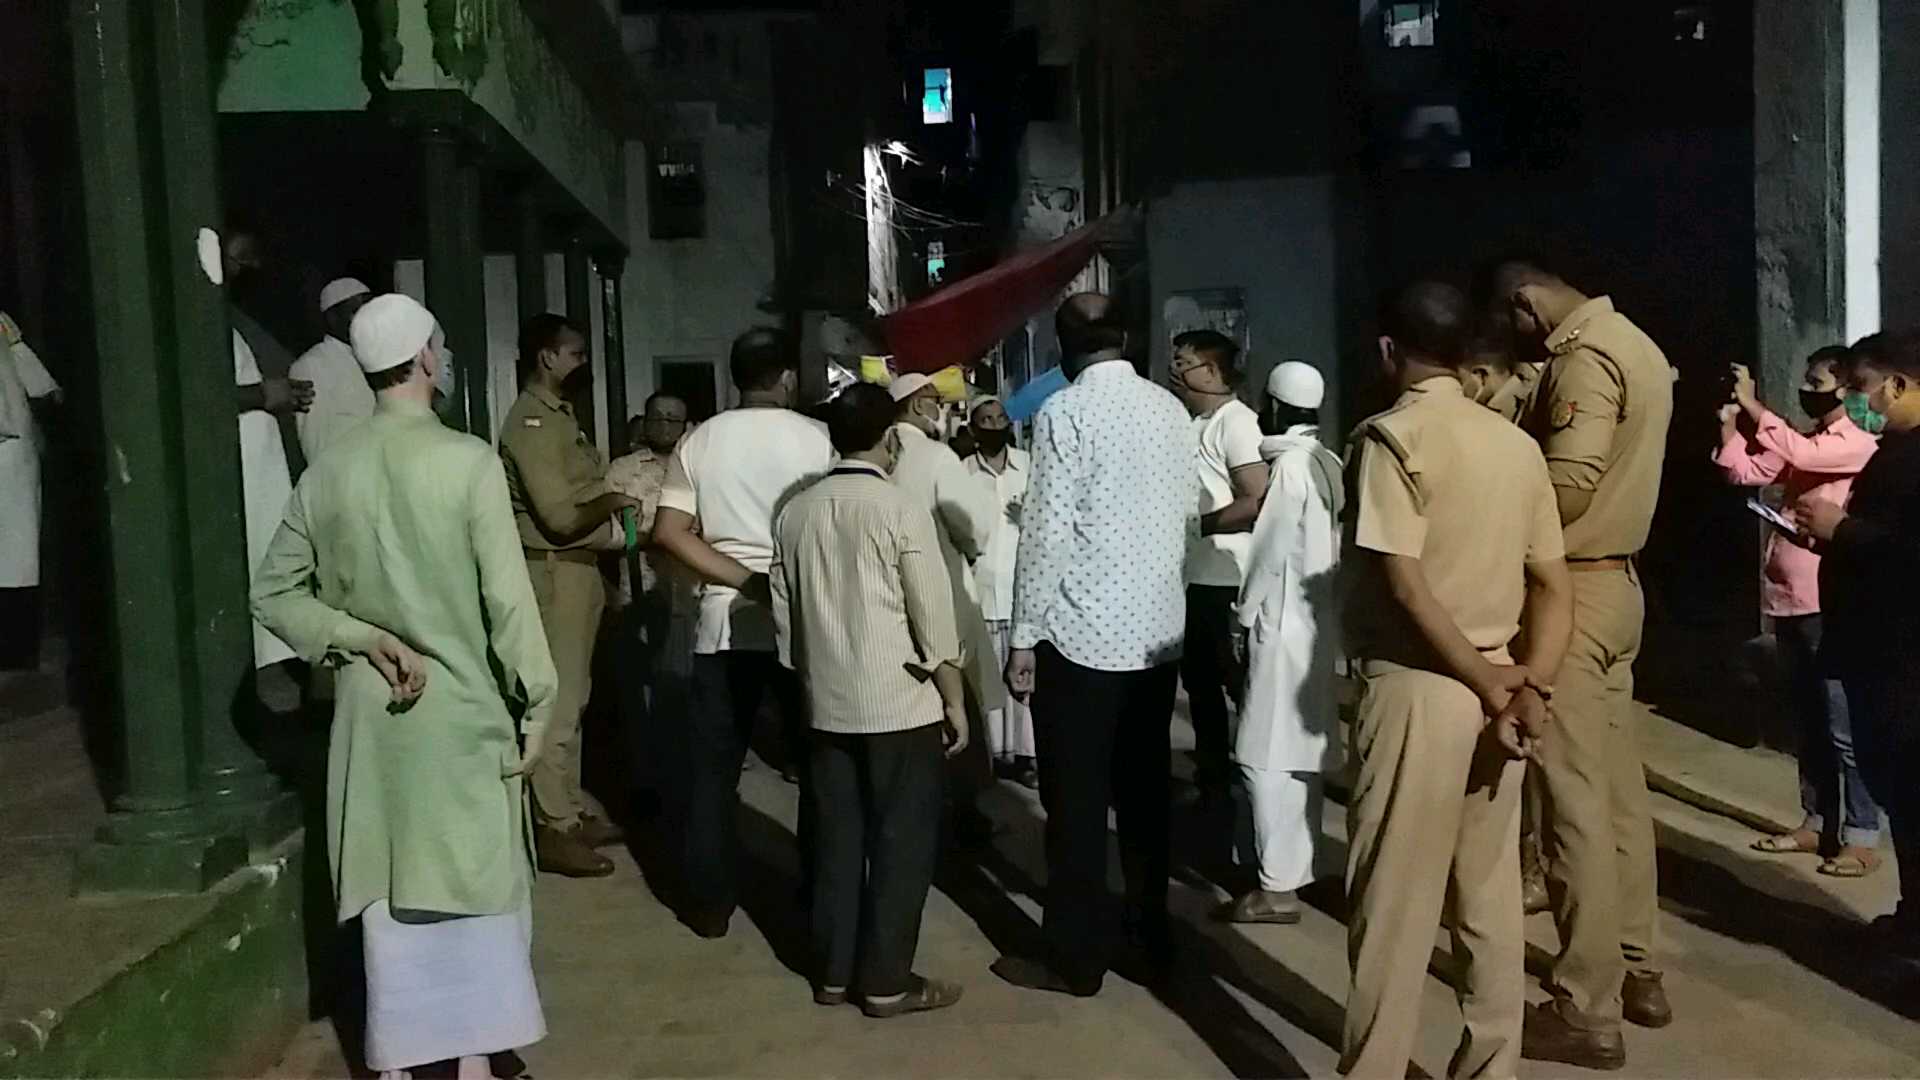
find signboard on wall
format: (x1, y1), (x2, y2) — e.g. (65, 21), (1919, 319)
(1164, 287), (1250, 366)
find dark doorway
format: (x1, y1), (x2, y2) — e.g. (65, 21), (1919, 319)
(657, 359), (720, 422)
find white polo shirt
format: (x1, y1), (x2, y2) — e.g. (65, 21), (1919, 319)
(1186, 397), (1264, 588)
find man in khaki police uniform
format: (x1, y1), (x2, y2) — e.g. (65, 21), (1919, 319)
(1461, 331), (1553, 916)
(1340, 281), (1572, 1080)
(500, 313), (639, 878)
(1497, 262), (1675, 1069)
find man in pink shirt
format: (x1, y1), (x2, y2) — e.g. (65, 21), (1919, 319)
(1715, 346), (1883, 876)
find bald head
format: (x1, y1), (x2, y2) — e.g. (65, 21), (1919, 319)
(1056, 292), (1127, 373)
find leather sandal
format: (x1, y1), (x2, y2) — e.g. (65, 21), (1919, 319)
(1751, 828), (1819, 855)
(860, 976), (963, 1018)
(1818, 846), (1883, 878)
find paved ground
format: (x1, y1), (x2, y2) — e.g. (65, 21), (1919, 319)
(271, 737), (1920, 1080)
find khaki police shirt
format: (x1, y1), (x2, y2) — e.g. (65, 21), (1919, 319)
(499, 384), (616, 552)
(1522, 297), (1673, 559)
(1485, 361), (1544, 426)
(1345, 376), (1566, 669)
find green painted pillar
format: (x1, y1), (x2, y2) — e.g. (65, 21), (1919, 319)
(152, 0), (291, 844)
(597, 252), (629, 454)
(516, 186), (549, 326)
(423, 126), (490, 438)
(70, 0), (247, 894)
(564, 236), (597, 444)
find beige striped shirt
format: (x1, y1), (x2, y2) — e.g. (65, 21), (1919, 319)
(771, 462), (963, 734)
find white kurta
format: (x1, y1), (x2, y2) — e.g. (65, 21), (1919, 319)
(235, 331), (297, 669)
(891, 423), (1005, 712)
(1233, 426), (1344, 773)
(0, 316), (58, 588)
(289, 334), (376, 463)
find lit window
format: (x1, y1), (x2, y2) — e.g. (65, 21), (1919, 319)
(648, 141), (705, 240)
(1384, 2), (1437, 48)
(1673, 5), (1709, 42)
(926, 240), (947, 286)
(923, 68), (954, 125)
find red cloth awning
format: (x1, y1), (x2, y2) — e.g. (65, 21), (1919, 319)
(882, 215), (1109, 375)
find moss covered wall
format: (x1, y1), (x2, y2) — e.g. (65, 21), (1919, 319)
(217, 0), (626, 240)
(217, 0), (371, 113)
(392, 0), (626, 237)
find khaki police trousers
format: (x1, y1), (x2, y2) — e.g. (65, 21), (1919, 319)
(526, 552), (606, 830)
(1538, 566), (1657, 1030)
(1342, 663), (1525, 1080)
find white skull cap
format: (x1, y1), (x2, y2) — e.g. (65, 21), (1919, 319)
(319, 277), (371, 312)
(888, 372), (936, 403)
(349, 293), (438, 375)
(1265, 361), (1325, 410)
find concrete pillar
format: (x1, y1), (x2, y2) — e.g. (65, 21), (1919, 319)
(564, 236), (597, 444)
(1881, 0), (1919, 323)
(1753, 0), (1847, 415)
(596, 252), (628, 452)
(151, 0), (290, 839)
(423, 127), (490, 437)
(516, 186), (548, 326)
(70, 0), (248, 894)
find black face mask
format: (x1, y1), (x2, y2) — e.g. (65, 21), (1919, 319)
(974, 428), (1011, 453)
(561, 363), (593, 393)
(1799, 389), (1841, 419)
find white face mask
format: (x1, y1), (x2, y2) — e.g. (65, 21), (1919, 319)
(432, 347), (458, 400)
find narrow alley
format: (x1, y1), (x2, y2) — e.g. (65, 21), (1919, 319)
(271, 718), (1920, 1079)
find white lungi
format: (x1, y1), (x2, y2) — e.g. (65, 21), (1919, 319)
(1240, 765), (1324, 892)
(362, 899), (546, 1072)
(983, 620), (1034, 760)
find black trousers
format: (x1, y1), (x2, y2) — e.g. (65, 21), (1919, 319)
(684, 651), (812, 917)
(1033, 642), (1178, 990)
(1845, 674), (1919, 916)
(1181, 584), (1238, 784)
(810, 724), (946, 997)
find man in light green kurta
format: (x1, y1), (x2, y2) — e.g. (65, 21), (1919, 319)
(252, 294), (555, 1075)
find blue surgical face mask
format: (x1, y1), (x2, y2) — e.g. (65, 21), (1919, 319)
(433, 348), (457, 400)
(1844, 390), (1887, 435)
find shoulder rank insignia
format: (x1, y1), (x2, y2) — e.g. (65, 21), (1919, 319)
(523, 417), (542, 428)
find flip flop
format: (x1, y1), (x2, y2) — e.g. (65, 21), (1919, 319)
(1751, 829), (1820, 854)
(1818, 848), (1883, 878)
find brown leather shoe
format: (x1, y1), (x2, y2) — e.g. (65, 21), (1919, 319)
(1522, 1002), (1626, 1071)
(578, 813), (626, 849)
(535, 824), (614, 877)
(1623, 971), (1673, 1028)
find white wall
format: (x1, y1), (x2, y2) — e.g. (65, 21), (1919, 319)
(624, 104), (777, 417)
(1148, 177), (1343, 431)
